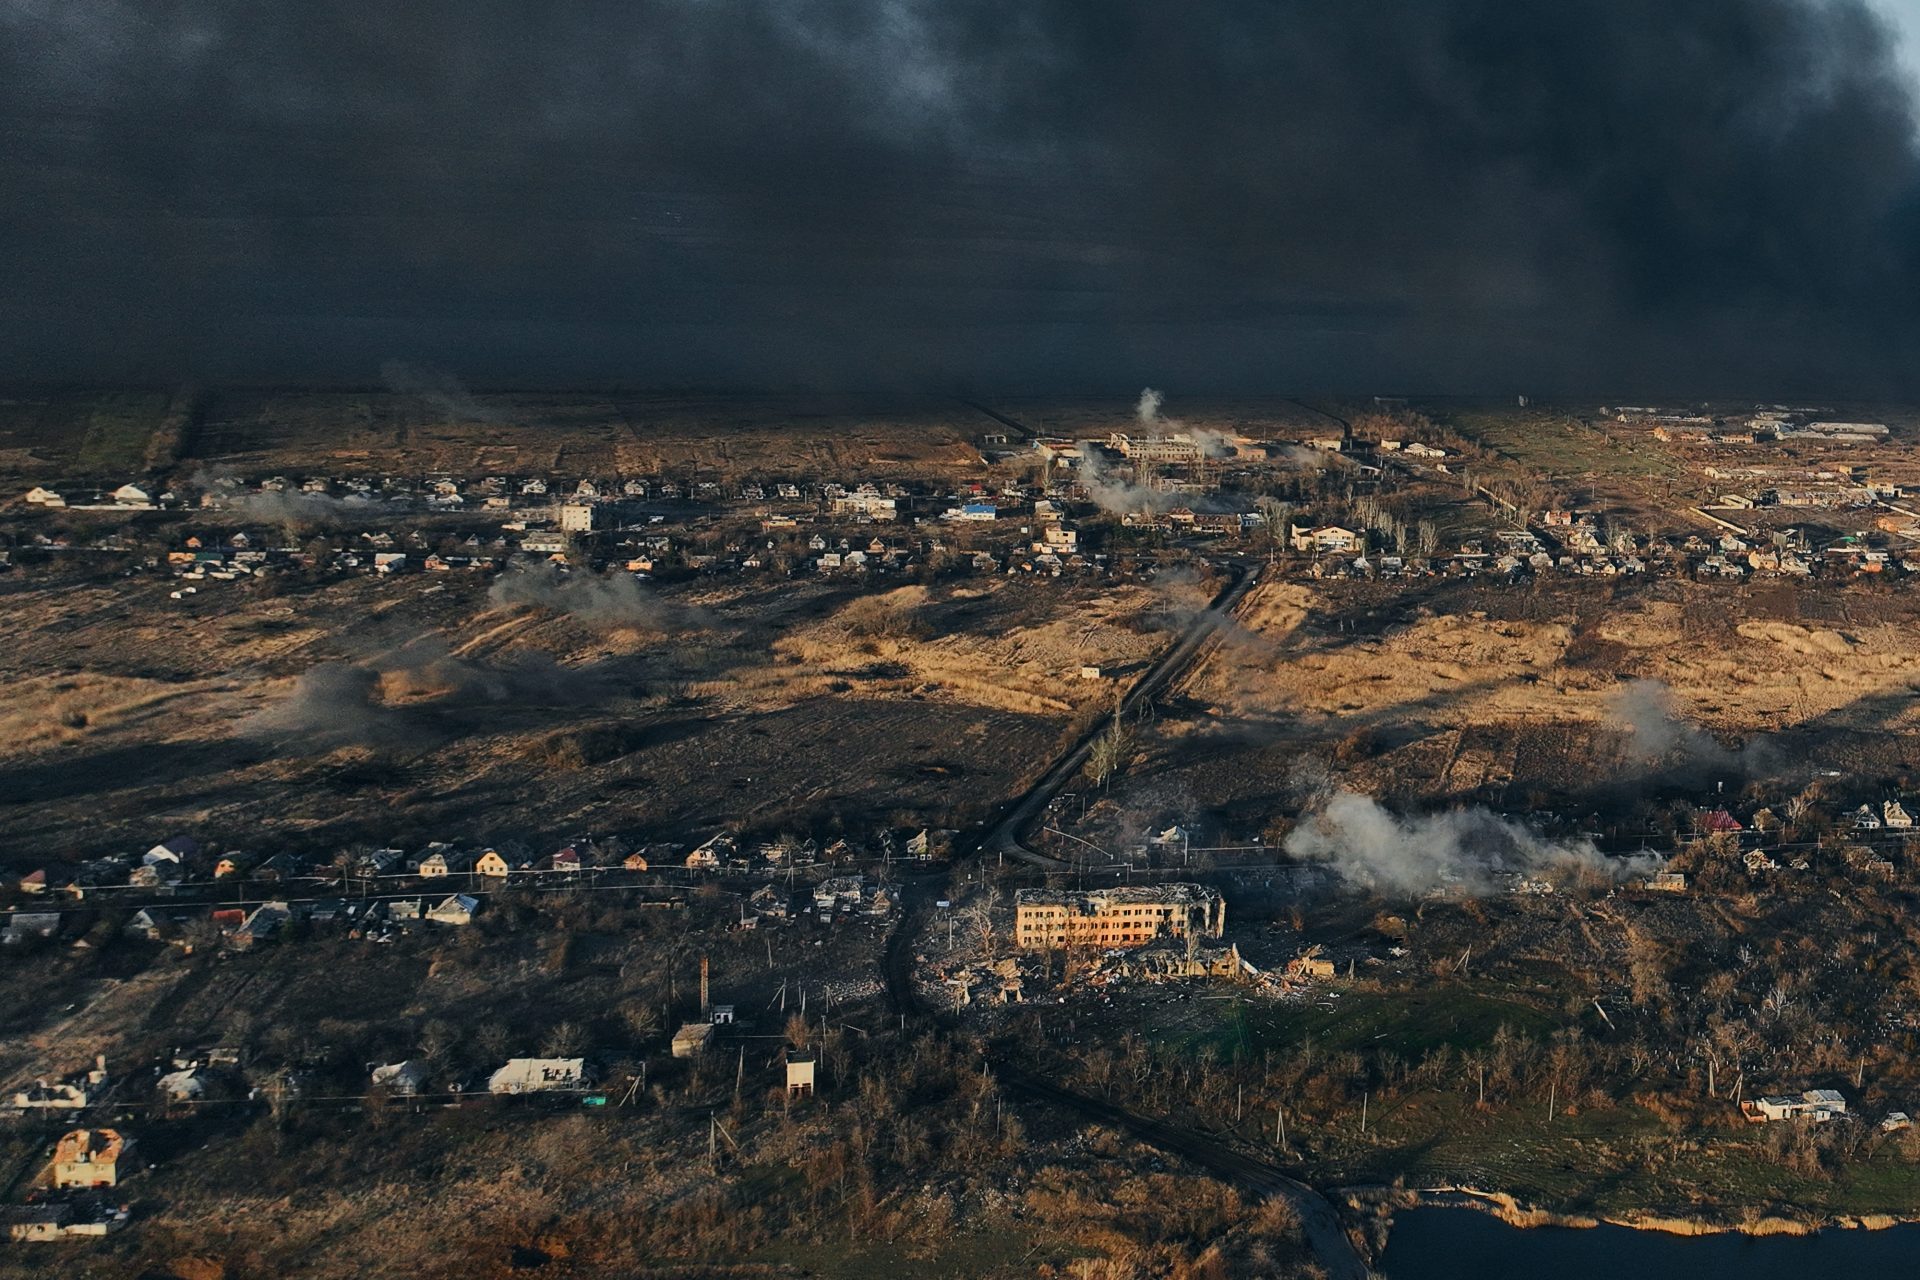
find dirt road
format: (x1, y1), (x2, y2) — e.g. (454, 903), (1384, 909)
(984, 562), (1261, 869)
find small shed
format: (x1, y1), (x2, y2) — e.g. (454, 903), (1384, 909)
(786, 1048), (816, 1097)
(672, 1023), (714, 1059)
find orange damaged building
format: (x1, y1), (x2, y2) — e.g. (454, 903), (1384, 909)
(1013, 884), (1225, 952)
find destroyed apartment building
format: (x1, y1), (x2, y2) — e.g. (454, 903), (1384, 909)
(1013, 884), (1225, 951)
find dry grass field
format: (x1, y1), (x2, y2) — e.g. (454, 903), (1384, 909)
(188, 390), (993, 481)
(0, 565), (1162, 864)
(1108, 574), (1920, 835)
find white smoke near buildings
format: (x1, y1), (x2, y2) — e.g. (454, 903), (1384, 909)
(1273, 444), (1329, 469)
(225, 489), (383, 530)
(1285, 790), (1657, 896)
(487, 564), (707, 631)
(1132, 385), (1236, 458)
(1135, 387), (1165, 423)
(1078, 444), (1172, 516)
(180, 465), (383, 530)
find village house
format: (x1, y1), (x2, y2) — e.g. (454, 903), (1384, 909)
(1884, 800), (1915, 830)
(228, 901), (293, 949)
(155, 1065), (210, 1105)
(427, 893), (480, 926)
(214, 851), (257, 879)
(488, 1058), (586, 1095)
(1744, 1089), (1848, 1124)
(474, 848), (514, 878)
(144, 835), (201, 868)
(3, 1204), (73, 1242)
(13, 1057), (109, 1110)
(686, 833), (733, 871)
(3, 912), (60, 946)
(126, 907), (186, 942)
(1289, 524), (1360, 554)
(48, 1128), (136, 1189)
(418, 849), (476, 877)
(1287, 950), (1338, 980)
(1012, 884), (1226, 952)
(672, 1023), (714, 1058)
(370, 1060), (432, 1096)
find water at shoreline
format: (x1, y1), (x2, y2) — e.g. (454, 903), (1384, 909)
(1379, 1207), (1920, 1279)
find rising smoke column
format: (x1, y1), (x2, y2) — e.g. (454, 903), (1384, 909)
(1285, 790), (1657, 896)
(487, 564), (695, 630)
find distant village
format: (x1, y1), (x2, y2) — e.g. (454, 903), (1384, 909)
(12, 405), (1920, 593)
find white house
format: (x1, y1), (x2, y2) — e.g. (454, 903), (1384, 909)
(370, 1060), (432, 1096)
(427, 893), (479, 926)
(1748, 1088), (1848, 1123)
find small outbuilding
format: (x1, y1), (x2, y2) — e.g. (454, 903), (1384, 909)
(671, 1023), (714, 1059)
(785, 1048), (816, 1097)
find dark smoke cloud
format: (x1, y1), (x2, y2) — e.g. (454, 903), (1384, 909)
(242, 635), (627, 749)
(4, 1), (1920, 392)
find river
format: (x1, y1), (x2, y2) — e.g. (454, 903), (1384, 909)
(1379, 1208), (1920, 1278)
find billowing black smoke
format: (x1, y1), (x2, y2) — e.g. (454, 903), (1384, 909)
(3, 1), (1918, 392)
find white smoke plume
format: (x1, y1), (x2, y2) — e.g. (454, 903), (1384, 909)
(224, 489), (384, 531)
(1285, 791), (1657, 896)
(1606, 678), (1779, 779)
(1136, 387), (1165, 424)
(487, 564), (703, 630)
(1078, 444), (1172, 516)
(1132, 385), (1236, 458)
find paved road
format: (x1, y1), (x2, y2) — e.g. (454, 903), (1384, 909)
(982, 563), (1260, 869)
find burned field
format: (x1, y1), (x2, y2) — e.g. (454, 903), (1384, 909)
(0, 566), (1142, 863)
